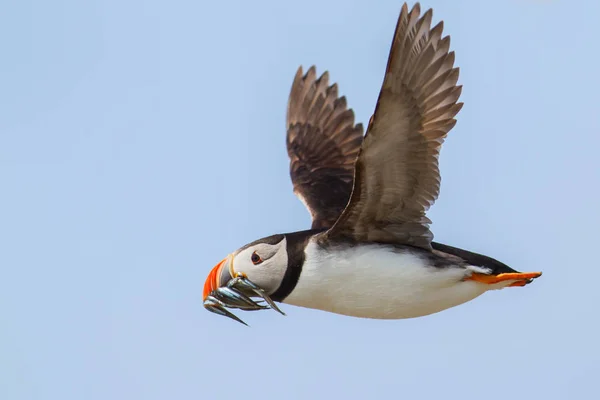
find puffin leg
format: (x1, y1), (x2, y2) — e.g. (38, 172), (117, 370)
(465, 271), (542, 287)
(508, 280), (528, 287)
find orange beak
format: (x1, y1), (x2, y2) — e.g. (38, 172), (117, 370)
(203, 258), (228, 300)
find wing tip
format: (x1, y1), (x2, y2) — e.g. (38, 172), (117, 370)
(287, 64), (362, 139)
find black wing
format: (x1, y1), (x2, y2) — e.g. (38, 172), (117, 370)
(286, 66), (364, 229)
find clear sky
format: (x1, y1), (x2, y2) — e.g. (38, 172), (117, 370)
(1, 0), (599, 399)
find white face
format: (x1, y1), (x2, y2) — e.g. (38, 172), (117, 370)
(231, 237), (288, 294)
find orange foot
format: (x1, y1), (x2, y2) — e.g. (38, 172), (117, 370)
(466, 271), (542, 287)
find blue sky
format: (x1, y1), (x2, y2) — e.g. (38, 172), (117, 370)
(1, 0), (599, 399)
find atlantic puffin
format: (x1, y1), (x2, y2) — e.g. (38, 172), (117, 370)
(203, 2), (541, 324)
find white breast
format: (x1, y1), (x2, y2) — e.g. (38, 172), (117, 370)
(283, 240), (500, 319)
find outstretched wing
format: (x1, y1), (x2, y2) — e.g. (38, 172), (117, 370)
(286, 66), (364, 229)
(326, 3), (463, 249)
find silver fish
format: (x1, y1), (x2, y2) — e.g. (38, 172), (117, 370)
(203, 296), (248, 326)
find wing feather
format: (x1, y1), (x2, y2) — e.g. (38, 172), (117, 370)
(325, 3), (463, 249)
(286, 66), (364, 229)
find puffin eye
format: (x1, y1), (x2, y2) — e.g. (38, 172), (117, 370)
(251, 251), (263, 265)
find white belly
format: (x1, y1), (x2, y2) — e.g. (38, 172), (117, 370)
(283, 240), (506, 319)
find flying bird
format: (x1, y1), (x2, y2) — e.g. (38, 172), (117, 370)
(203, 2), (542, 325)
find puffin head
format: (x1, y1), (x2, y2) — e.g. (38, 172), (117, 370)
(203, 234), (289, 302)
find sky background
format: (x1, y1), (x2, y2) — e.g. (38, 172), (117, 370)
(1, 0), (599, 399)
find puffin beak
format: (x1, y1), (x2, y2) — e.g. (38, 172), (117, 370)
(203, 257), (231, 301)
